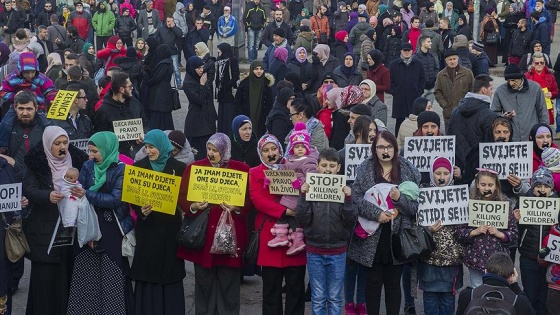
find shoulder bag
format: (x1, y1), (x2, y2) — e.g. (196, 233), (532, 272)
(114, 209), (136, 267)
(485, 31), (498, 44)
(2, 213), (30, 263)
(94, 55), (112, 84)
(171, 73), (181, 110)
(243, 216), (267, 264)
(177, 208), (209, 249)
(397, 225), (435, 262)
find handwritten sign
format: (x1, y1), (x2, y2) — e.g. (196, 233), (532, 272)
(47, 217), (75, 254)
(47, 90), (77, 120)
(345, 144), (371, 181)
(479, 142), (533, 179)
(122, 165), (182, 215)
(305, 173), (345, 203)
(545, 234), (560, 264)
(70, 138), (89, 153)
(264, 170), (298, 196)
(417, 185), (469, 226)
(0, 183), (22, 213)
(518, 197), (559, 225)
(468, 200), (509, 228)
(113, 118), (144, 142)
(403, 136), (455, 172)
(187, 166), (248, 207)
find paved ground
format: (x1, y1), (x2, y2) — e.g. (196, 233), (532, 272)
(10, 23), (560, 314)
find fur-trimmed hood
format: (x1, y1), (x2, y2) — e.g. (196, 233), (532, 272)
(238, 72), (275, 87)
(24, 142), (89, 181)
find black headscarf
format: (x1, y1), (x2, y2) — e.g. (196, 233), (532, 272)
(217, 42), (233, 60)
(155, 44), (172, 63)
(530, 123), (553, 158)
(143, 37), (160, 69)
(368, 49), (384, 70)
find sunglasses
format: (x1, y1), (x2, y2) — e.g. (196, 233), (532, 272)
(534, 61), (545, 65)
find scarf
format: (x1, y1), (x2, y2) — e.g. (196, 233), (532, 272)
(445, 65), (458, 81)
(249, 60), (265, 130)
(143, 129), (174, 172)
(207, 133), (231, 167)
(444, 2), (453, 17)
(340, 52), (355, 77)
(43, 126), (72, 191)
(45, 52), (62, 74)
(313, 44), (330, 66)
(195, 42), (210, 58)
(88, 132), (120, 192)
(257, 134), (284, 169)
(295, 47), (307, 63)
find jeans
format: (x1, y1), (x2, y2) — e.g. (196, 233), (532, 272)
(423, 291), (455, 315)
(344, 258), (366, 304)
(520, 255), (549, 315)
(247, 29), (263, 62)
(307, 252), (346, 315)
(402, 263), (416, 307)
(171, 54), (182, 86)
(468, 268), (484, 288)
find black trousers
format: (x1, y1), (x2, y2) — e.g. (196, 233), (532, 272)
(96, 35), (111, 50)
(193, 264), (240, 315)
(261, 266), (306, 315)
(365, 262), (403, 315)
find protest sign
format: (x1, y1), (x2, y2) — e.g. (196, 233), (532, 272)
(187, 166), (248, 207)
(113, 118), (144, 142)
(479, 142), (533, 179)
(518, 197), (559, 225)
(468, 200), (509, 228)
(305, 173), (346, 203)
(122, 165), (182, 215)
(47, 217), (75, 254)
(264, 170), (299, 196)
(403, 136), (455, 172)
(46, 90), (78, 120)
(545, 234), (560, 264)
(0, 183), (22, 213)
(345, 144), (371, 181)
(70, 138), (89, 153)
(417, 185), (469, 226)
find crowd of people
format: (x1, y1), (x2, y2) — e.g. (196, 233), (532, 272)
(0, 0), (558, 314)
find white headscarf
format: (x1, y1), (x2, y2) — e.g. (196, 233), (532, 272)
(42, 126), (72, 191)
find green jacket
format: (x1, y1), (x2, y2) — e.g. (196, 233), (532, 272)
(92, 2), (116, 37)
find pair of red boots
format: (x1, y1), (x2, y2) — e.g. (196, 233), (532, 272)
(267, 223), (306, 256)
(345, 302), (367, 315)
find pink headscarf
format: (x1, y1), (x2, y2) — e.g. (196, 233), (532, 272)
(42, 126), (72, 191)
(326, 87), (345, 109)
(274, 47), (288, 64)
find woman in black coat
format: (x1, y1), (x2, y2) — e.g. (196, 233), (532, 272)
(230, 115), (260, 167)
(131, 129), (186, 314)
(215, 42), (240, 135)
(184, 56), (218, 160)
(502, 5), (522, 64)
(310, 44), (339, 92)
(383, 26), (403, 65)
(288, 47), (313, 94)
(23, 126), (88, 315)
(144, 44), (174, 131)
(266, 87), (295, 144)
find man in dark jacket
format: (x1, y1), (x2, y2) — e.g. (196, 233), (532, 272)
(244, 0), (266, 62)
(50, 83), (93, 140)
(448, 74), (498, 182)
(67, 1), (92, 40)
(531, 11), (551, 54)
(389, 43), (425, 135)
(34, 1), (55, 28)
(509, 18), (532, 65)
(36, 25), (54, 63)
(0, 1), (25, 46)
(114, 7), (137, 47)
(155, 17), (183, 87)
(186, 18), (209, 59)
(452, 34), (479, 75)
(261, 9), (294, 47)
(456, 252), (535, 315)
(413, 34), (439, 102)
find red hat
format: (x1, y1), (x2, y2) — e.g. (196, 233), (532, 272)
(289, 122), (310, 155)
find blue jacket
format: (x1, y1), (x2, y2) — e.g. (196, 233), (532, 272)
(532, 17), (551, 54)
(217, 15), (237, 38)
(79, 160), (134, 234)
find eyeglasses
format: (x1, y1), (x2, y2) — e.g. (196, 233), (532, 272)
(375, 145), (394, 151)
(76, 96), (87, 99)
(534, 61), (545, 65)
(289, 112), (300, 117)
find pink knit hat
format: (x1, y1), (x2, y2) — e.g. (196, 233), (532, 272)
(289, 122), (311, 155)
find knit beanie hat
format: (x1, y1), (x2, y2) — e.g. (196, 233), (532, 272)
(335, 30), (348, 42)
(504, 64), (524, 80)
(542, 147), (560, 171)
(398, 181), (420, 200)
(432, 156), (452, 173)
(472, 41), (484, 52)
(289, 122), (311, 155)
(417, 111), (441, 129)
(531, 166), (554, 190)
(273, 28), (286, 38)
(168, 130), (186, 150)
(349, 103), (372, 116)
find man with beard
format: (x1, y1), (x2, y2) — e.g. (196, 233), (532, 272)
(36, 25), (54, 67)
(491, 64), (547, 142)
(508, 18), (532, 65)
(448, 74), (499, 184)
(67, 1), (92, 40)
(50, 83), (93, 140)
(95, 72), (145, 156)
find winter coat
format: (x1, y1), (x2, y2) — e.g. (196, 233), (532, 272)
(67, 10), (92, 39)
(234, 73), (274, 137)
(59, 36), (85, 56)
(131, 156), (186, 284)
(217, 14), (237, 38)
(263, 40), (293, 71)
(509, 29), (532, 57)
(433, 65), (474, 120)
(137, 9), (161, 39)
(249, 163), (307, 267)
(521, 52), (552, 73)
(288, 58), (313, 87)
(92, 4), (116, 36)
(525, 66), (559, 99)
(420, 27), (444, 61)
(262, 21), (294, 47)
(333, 9), (350, 32)
(532, 17), (551, 54)
(542, 225), (560, 290)
(215, 58), (240, 103)
(419, 9), (437, 26)
(96, 42), (126, 73)
(518, 192), (554, 261)
(413, 50), (439, 89)
(294, 31), (315, 53)
(154, 25), (182, 55)
(183, 71), (217, 138)
(310, 55), (339, 91)
(491, 79), (548, 142)
(455, 196), (518, 271)
(360, 36), (374, 67)
(284, 117), (330, 153)
(397, 114), (417, 148)
(244, 2), (266, 31)
(389, 57), (425, 119)
(476, 52), (490, 75)
(347, 157), (421, 267)
(145, 57), (173, 113)
(23, 144), (88, 263)
(48, 24), (67, 50)
(546, 0), (559, 23)
(310, 14), (330, 42)
(332, 66), (362, 87)
(119, 0), (136, 18)
(186, 28), (209, 57)
(330, 109), (350, 150)
(0, 9), (25, 34)
(366, 64), (390, 102)
(114, 15), (137, 38)
(36, 9), (55, 29)
(331, 41), (348, 62)
(268, 59), (289, 83)
(0, 158), (16, 298)
(173, 2), (188, 36)
(349, 22), (374, 52)
(51, 113), (94, 140)
(367, 96), (388, 125)
(266, 99), (292, 143)
(456, 23), (472, 40)
(176, 159), (250, 268)
(384, 36), (404, 65)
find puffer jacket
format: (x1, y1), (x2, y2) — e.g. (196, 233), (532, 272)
(114, 14), (137, 38)
(347, 157), (421, 267)
(434, 65), (474, 120)
(67, 9), (92, 39)
(92, 2), (116, 36)
(413, 49), (438, 89)
(173, 2), (188, 36)
(420, 27), (444, 61)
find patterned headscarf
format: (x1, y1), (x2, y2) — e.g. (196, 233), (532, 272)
(207, 133), (231, 167)
(257, 134), (284, 170)
(340, 85), (364, 108)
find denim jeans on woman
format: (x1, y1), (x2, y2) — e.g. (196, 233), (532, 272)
(307, 252), (346, 315)
(344, 258), (366, 305)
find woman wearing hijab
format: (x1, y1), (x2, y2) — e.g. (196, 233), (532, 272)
(45, 52), (63, 82)
(268, 47), (289, 87)
(234, 60), (275, 138)
(96, 35), (126, 74)
(360, 79), (388, 125)
(502, 4), (522, 64)
(311, 44), (339, 91)
(480, 6), (499, 65)
(288, 47), (313, 95)
(79, 43), (96, 78)
(383, 26), (404, 65)
(400, 1), (415, 28)
(135, 38), (147, 58)
(195, 41), (216, 98)
(216, 42), (240, 135)
(366, 49), (391, 102)
(230, 115), (260, 167)
(332, 30), (350, 61)
(184, 56), (217, 161)
(333, 52), (362, 88)
(23, 126), (88, 315)
(131, 129), (187, 315)
(443, 1), (459, 30)
(143, 44), (174, 131)
(249, 134), (307, 315)
(66, 131), (135, 315)
(177, 133), (251, 315)
(266, 87), (296, 144)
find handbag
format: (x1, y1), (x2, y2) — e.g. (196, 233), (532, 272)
(243, 216), (267, 264)
(2, 214), (30, 263)
(114, 210), (136, 267)
(171, 73), (181, 110)
(485, 32), (498, 44)
(396, 225), (435, 262)
(94, 55), (112, 84)
(177, 209), (209, 249)
(313, 16), (329, 44)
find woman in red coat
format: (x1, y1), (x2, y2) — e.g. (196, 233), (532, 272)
(366, 48), (390, 103)
(249, 134), (307, 315)
(177, 133), (251, 315)
(96, 35), (126, 74)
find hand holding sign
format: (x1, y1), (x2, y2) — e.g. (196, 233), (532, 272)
(488, 226), (505, 240)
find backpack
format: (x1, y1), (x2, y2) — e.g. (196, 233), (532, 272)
(459, 53), (473, 70)
(464, 284), (518, 315)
